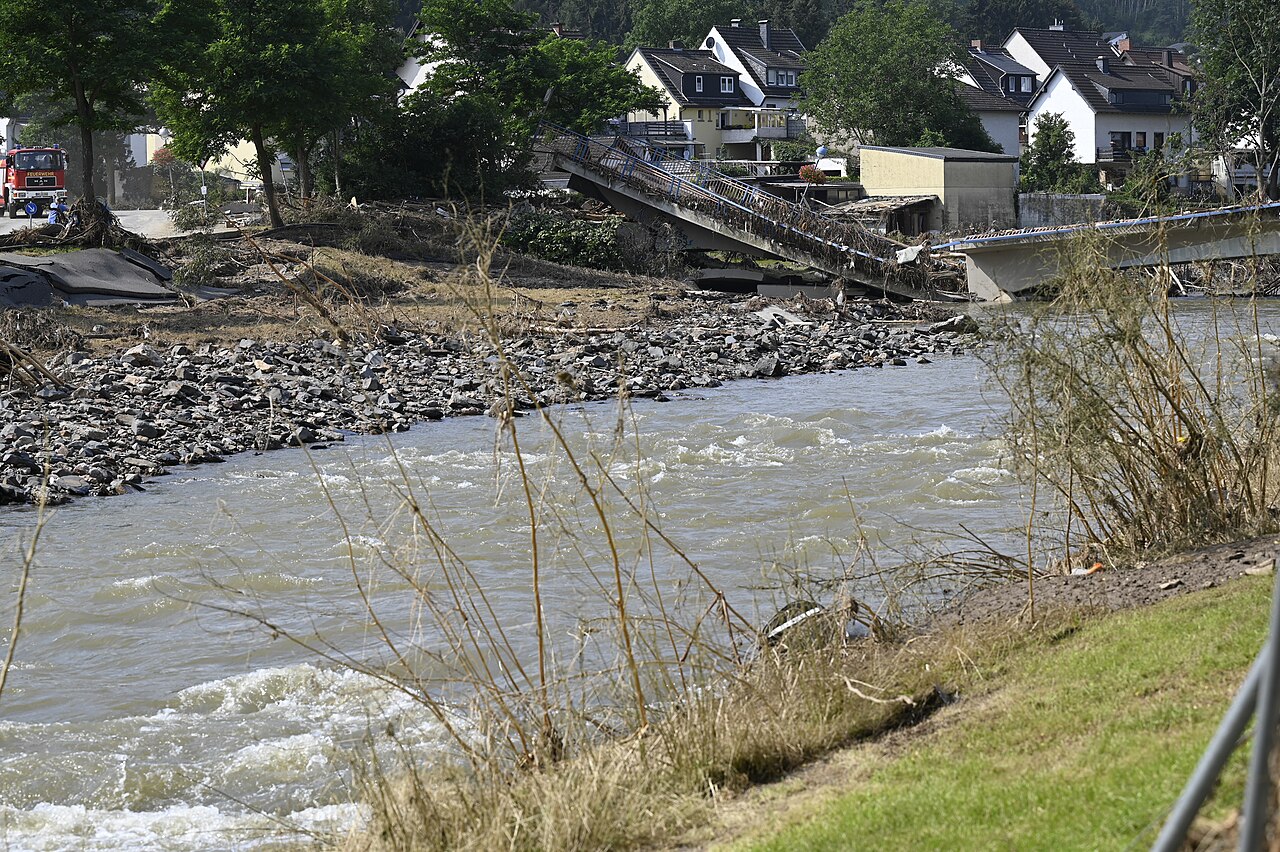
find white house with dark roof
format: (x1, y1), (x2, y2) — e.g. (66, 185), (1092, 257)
(699, 19), (807, 111)
(1003, 26), (1193, 167)
(955, 41), (1039, 154)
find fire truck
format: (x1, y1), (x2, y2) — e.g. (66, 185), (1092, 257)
(1, 146), (69, 219)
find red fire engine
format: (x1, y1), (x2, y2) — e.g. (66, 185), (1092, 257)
(1, 146), (68, 219)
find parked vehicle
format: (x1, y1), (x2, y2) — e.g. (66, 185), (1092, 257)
(1, 146), (69, 219)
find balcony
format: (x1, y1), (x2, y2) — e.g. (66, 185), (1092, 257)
(720, 109), (794, 143)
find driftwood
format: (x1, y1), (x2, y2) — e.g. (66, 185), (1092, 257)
(0, 339), (65, 388)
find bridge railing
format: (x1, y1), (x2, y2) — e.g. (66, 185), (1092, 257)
(537, 122), (938, 287)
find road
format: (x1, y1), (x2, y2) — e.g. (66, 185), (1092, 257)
(0, 209), (178, 239)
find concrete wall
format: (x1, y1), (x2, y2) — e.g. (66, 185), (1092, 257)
(979, 110), (1022, 156)
(1018, 192), (1107, 227)
(861, 148), (1016, 232)
(859, 149), (946, 230)
(942, 159), (1017, 232)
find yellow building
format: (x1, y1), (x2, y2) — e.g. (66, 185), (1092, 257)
(859, 146), (1018, 234)
(624, 46), (753, 159)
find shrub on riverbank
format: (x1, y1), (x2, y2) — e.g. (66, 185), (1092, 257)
(990, 230), (1280, 564)
(500, 211), (631, 272)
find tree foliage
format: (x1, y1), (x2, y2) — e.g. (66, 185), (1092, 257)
(1191, 0), (1280, 199)
(356, 0), (661, 199)
(953, 0), (1087, 43)
(0, 0), (167, 202)
(1020, 112), (1098, 192)
(801, 0), (996, 151)
(624, 0), (740, 50)
(153, 0), (387, 226)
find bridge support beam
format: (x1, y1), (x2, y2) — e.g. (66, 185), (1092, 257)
(960, 219), (1280, 299)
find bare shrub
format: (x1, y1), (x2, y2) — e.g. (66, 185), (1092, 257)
(987, 225), (1280, 564)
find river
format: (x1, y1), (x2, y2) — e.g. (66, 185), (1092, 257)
(0, 349), (1026, 850)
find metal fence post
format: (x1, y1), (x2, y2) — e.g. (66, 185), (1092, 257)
(1153, 648), (1268, 851)
(1241, 574), (1280, 849)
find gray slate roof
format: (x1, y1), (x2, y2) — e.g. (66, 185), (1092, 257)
(635, 48), (752, 107)
(711, 22), (807, 98)
(1012, 28), (1186, 114)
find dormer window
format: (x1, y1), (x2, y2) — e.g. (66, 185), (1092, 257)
(767, 69), (776, 85)
(695, 75), (703, 92)
(1007, 76), (1017, 92)
(1021, 77), (1032, 92)
(720, 76), (734, 93)
(766, 70), (796, 87)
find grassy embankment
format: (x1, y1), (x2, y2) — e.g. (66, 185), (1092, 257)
(727, 575), (1268, 851)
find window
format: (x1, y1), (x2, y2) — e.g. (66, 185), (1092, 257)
(695, 75), (703, 92)
(1154, 132), (1165, 149)
(697, 109), (704, 120)
(1021, 76), (1033, 92)
(721, 76), (734, 93)
(1135, 131), (1147, 149)
(1008, 76), (1017, 92)
(786, 71), (797, 85)
(767, 69), (776, 85)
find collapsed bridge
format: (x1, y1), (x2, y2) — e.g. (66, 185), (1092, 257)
(537, 123), (967, 301)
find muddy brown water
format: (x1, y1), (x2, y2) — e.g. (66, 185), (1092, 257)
(0, 300), (1272, 850)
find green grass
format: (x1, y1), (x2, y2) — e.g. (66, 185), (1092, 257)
(734, 578), (1271, 851)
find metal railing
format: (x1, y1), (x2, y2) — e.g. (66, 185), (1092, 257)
(537, 122), (952, 293)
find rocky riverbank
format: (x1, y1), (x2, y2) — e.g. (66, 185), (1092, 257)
(0, 293), (979, 506)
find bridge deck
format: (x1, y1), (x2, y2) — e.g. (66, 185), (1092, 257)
(538, 123), (967, 300)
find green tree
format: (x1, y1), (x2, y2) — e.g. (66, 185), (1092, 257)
(530, 38), (665, 135)
(1020, 112), (1098, 192)
(953, 0), (1086, 44)
(153, 0), (345, 227)
(801, 0), (997, 151)
(0, 0), (168, 205)
(276, 0), (405, 200)
(399, 0), (663, 194)
(1191, 0), (1280, 199)
(624, 0), (738, 50)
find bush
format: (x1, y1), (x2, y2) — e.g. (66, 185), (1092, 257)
(798, 164), (828, 184)
(501, 211), (629, 271)
(169, 203), (223, 232)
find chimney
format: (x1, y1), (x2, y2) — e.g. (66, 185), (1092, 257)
(1116, 37), (1130, 52)
(1096, 55), (1110, 73)
(1049, 19), (1064, 30)
(970, 38), (984, 50)
(759, 19), (771, 50)
(669, 39), (684, 49)
(730, 18), (741, 27)
(550, 21), (563, 36)
(1163, 48), (1175, 66)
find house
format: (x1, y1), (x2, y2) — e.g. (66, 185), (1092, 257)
(859, 145), (1019, 233)
(624, 46), (757, 159)
(699, 19), (806, 111)
(955, 41), (1038, 155)
(1002, 26), (1193, 170)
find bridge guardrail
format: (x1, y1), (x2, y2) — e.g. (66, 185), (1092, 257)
(536, 122), (958, 295)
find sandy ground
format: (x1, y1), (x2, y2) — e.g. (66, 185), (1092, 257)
(0, 209), (179, 238)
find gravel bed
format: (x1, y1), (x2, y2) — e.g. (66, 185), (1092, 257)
(0, 295), (980, 506)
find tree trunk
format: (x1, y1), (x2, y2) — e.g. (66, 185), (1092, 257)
(293, 133), (311, 202)
(331, 129), (343, 198)
(251, 124), (284, 229)
(1267, 149), (1280, 201)
(70, 78), (97, 203)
